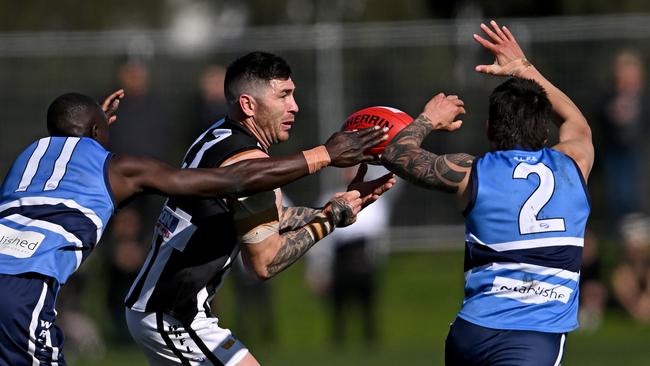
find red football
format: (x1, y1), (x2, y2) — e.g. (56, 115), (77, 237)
(342, 106), (413, 156)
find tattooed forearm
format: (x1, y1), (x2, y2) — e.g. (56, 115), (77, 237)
(381, 115), (474, 192)
(266, 195), (355, 277)
(280, 206), (322, 232)
(266, 227), (317, 276)
(392, 114), (435, 147)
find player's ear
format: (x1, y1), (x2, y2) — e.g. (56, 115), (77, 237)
(90, 123), (99, 139)
(239, 94), (256, 118)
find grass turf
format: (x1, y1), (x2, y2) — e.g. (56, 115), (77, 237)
(69, 250), (650, 366)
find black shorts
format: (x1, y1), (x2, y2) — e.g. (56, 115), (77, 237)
(0, 273), (65, 366)
(445, 317), (566, 366)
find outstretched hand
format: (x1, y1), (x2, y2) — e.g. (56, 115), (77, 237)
(325, 127), (388, 167)
(102, 89), (125, 125)
(473, 20), (530, 77)
(347, 163), (396, 208)
(420, 93), (466, 132)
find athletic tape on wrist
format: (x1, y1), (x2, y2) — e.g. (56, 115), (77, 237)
(302, 145), (331, 174)
(303, 212), (335, 242)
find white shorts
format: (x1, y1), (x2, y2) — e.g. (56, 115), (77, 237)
(125, 307), (249, 366)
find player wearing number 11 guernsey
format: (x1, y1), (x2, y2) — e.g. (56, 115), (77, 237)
(381, 21), (593, 366)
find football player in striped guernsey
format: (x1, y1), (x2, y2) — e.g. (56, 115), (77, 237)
(382, 21), (593, 366)
(0, 88), (387, 366)
(125, 51), (396, 366)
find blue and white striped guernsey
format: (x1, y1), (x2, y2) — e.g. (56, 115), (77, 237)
(0, 137), (115, 284)
(459, 147), (590, 333)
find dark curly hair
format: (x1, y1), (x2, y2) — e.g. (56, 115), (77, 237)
(488, 78), (551, 150)
(224, 51), (292, 106)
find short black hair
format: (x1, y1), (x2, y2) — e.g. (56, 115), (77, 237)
(224, 51), (292, 106)
(47, 93), (102, 137)
(488, 78), (551, 151)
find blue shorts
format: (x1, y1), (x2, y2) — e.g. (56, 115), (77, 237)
(0, 273), (66, 366)
(445, 317), (566, 366)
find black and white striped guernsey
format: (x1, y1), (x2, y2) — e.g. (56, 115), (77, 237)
(125, 117), (263, 324)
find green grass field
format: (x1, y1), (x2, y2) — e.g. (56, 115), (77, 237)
(68, 250), (650, 366)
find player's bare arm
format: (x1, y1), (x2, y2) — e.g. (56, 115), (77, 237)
(240, 165), (394, 280)
(265, 194), (358, 277)
(279, 206), (321, 232)
(239, 190), (361, 280)
(107, 126), (387, 205)
(262, 165), (394, 277)
(279, 163), (396, 231)
(108, 154), (314, 204)
(474, 20), (593, 180)
(381, 93), (472, 195)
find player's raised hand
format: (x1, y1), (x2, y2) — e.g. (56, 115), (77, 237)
(324, 126), (388, 167)
(421, 93), (466, 132)
(473, 20), (530, 77)
(324, 190), (362, 227)
(346, 163), (396, 208)
(101, 89), (125, 125)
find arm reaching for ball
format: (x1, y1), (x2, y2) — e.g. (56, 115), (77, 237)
(380, 93), (473, 199)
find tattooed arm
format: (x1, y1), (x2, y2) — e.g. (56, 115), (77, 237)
(279, 206), (322, 232)
(381, 93), (472, 196)
(240, 167), (394, 280)
(277, 165), (397, 232)
(382, 114), (474, 193)
(265, 195), (360, 276)
(240, 191), (362, 280)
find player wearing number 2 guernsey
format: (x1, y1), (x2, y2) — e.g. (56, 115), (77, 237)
(381, 21), (593, 366)
(460, 147), (589, 332)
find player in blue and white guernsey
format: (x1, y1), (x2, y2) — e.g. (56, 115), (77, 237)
(125, 52), (396, 366)
(382, 21), (593, 366)
(0, 89), (387, 366)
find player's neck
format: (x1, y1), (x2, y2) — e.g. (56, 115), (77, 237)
(240, 117), (271, 152)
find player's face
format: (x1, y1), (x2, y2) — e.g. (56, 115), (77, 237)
(254, 78), (299, 144)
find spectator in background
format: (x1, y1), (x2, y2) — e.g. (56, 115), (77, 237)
(578, 229), (607, 332)
(598, 51), (650, 224)
(110, 58), (176, 162)
(306, 164), (395, 345)
(194, 65), (228, 135)
(612, 213), (650, 323)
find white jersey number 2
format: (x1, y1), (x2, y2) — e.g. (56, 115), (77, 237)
(513, 162), (566, 234)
